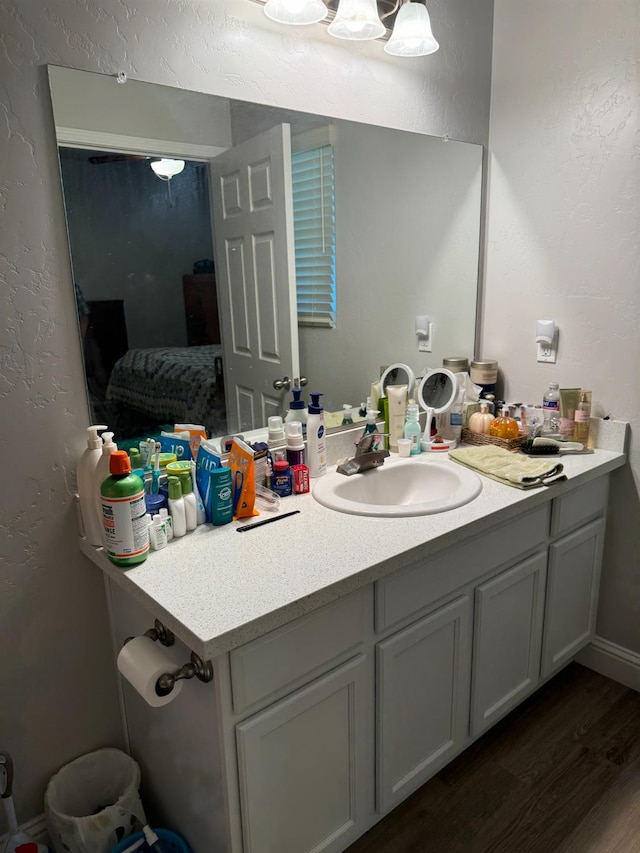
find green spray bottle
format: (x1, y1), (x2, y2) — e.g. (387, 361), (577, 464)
(100, 450), (149, 567)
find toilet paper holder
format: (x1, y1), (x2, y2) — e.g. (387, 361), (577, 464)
(124, 619), (214, 697)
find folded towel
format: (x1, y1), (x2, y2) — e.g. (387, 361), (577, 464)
(449, 445), (566, 489)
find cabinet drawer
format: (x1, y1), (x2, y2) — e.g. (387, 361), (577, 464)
(230, 588), (370, 714)
(550, 476), (609, 538)
(375, 503), (550, 633)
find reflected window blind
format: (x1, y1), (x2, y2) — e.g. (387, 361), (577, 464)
(291, 145), (336, 328)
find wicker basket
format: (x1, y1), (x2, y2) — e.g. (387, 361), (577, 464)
(461, 427), (526, 452)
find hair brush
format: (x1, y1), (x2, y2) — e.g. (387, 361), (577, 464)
(521, 437), (592, 455)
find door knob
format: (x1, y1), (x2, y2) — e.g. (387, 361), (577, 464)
(296, 377), (308, 388)
(273, 376), (291, 391)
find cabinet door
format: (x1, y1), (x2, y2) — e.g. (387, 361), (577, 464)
(471, 551), (547, 736)
(236, 654), (373, 853)
(377, 596), (472, 815)
(542, 517), (605, 678)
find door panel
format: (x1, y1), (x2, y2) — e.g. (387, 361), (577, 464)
(210, 124), (299, 433)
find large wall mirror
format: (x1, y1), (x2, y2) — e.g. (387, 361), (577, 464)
(48, 65), (482, 443)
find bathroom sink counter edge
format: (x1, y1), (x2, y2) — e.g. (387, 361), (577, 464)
(80, 440), (626, 660)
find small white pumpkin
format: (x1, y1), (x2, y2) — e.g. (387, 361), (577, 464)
(468, 402), (494, 435)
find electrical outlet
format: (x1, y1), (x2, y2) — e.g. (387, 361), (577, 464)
(537, 342), (556, 363)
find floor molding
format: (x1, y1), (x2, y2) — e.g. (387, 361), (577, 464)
(577, 636), (640, 692)
(0, 812), (49, 846)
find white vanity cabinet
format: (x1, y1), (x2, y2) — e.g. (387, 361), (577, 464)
(235, 654), (373, 853)
(376, 595), (472, 814)
(101, 470), (615, 853)
(471, 550), (547, 735)
(542, 477), (609, 678)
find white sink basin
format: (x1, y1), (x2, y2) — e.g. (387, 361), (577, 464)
(312, 456), (482, 517)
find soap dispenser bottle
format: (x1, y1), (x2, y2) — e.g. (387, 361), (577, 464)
(94, 431), (118, 525)
(307, 392), (327, 478)
(77, 424), (107, 545)
(361, 410), (382, 452)
(284, 388), (308, 437)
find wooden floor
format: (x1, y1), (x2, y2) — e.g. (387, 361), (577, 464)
(347, 664), (640, 853)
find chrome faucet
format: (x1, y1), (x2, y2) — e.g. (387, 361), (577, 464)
(336, 433), (390, 476)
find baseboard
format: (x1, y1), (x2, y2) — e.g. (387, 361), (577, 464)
(577, 636), (640, 692)
(0, 813), (49, 847)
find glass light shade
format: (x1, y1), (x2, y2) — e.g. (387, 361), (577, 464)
(150, 158), (186, 180)
(264, 0), (328, 25)
(384, 2), (439, 56)
(327, 0), (385, 41)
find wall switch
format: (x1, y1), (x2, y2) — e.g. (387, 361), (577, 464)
(537, 341), (556, 363)
(417, 323), (433, 352)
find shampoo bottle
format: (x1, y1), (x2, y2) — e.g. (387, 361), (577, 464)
(307, 392), (327, 478)
(168, 476), (187, 537)
(100, 451), (149, 567)
(77, 424), (107, 545)
(284, 388), (308, 437)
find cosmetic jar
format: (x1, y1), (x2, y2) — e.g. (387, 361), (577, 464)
(443, 357), (470, 373)
(470, 359), (498, 396)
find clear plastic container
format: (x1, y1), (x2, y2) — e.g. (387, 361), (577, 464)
(542, 382), (560, 434)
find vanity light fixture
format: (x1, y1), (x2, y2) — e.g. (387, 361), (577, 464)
(256, 0), (440, 56)
(150, 158), (185, 181)
(328, 0), (385, 40)
(264, 0), (328, 25)
(384, 0), (438, 55)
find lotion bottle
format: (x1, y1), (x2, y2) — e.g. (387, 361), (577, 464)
(77, 424), (107, 545)
(284, 388), (308, 437)
(179, 471), (198, 531)
(168, 476), (186, 538)
(307, 392), (327, 478)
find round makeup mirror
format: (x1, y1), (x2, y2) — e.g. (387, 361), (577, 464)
(416, 368), (458, 450)
(380, 363), (416, 398)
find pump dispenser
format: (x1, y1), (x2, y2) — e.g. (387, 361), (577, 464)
(307, 392), (326, 478)
(94, 431), (118, 525)
(284, 388), (308, 437)
(77, 424), (108, 545)
(361, 410), (382, 452)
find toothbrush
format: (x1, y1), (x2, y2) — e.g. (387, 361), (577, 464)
(151, 441), (161, 494)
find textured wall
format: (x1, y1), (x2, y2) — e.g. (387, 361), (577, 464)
(0, 0), (494, 826)
(484, 1), (640, 650)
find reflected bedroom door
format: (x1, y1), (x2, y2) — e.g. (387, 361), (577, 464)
(209, 123), (300, 434)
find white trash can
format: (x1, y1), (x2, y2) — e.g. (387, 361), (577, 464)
(45, 749), (146, 853)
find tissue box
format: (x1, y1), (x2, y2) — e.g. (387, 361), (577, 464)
(463, 401), (480, 427)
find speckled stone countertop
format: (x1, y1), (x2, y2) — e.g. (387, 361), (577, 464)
(80, 423), (627, 659)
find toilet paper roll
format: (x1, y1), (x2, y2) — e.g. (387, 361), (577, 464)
(117, 636), (183, 707)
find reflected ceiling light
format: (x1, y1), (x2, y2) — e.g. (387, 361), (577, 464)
(327, 0), (385, 40)
(264, 0), (328, 25)
(150, 158), (185, 180)
(385, 0), (439, 56)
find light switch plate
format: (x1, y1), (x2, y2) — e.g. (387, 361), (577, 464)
(418, 323), (433, 352)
